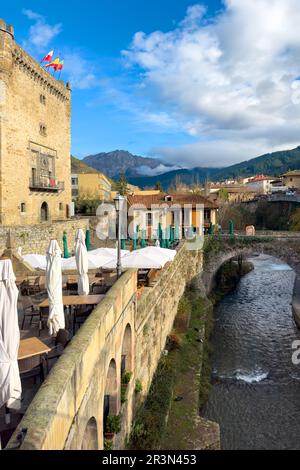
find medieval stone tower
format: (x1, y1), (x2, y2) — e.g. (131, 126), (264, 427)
(0, 19), (72, 225)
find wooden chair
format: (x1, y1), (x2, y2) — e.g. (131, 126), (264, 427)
(21, 296), (41, 330)
(21, 277), (41, 296)
(73, 306), (93, 335)
(18, 354), (45, 383)
(90, 284), (109, 295)
(47, 329), (70, 363)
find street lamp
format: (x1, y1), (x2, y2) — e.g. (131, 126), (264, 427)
(114, 194), (125, 278)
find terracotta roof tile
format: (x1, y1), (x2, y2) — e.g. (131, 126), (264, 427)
(127, 193), (218, 209)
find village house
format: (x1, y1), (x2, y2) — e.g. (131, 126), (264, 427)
(126, 193), (218, 238)
(0, 19), (72, 225)
(71, 172), (112, 202)
(245, 175), (275, 194)
(209, 184), (257, 203)
(282, 171), (300, 191)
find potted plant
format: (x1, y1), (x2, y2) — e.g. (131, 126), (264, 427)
(106, 415), (121, 435)
(104, 430), (114, 440)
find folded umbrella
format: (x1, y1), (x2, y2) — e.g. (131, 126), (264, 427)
(0, 259), (22, 410)
(46, 240), (65, 336)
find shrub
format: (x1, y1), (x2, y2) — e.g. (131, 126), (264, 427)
(106, 415), (121, 434)
(122, 370), (133, 385)
(104, 439), (113, 451)
(167, 333), (182, 350)
(135, 379), (143, 394)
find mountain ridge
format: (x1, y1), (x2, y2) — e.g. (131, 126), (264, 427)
(80, 146), (300, 190)
(83, 150), (175, 178)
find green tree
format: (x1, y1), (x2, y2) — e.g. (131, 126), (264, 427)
(115, 173), (128, 196)
(218, 188), (229, 201)
(155, 181), (163, 192)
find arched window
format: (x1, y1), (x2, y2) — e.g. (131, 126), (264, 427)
(121, 324), (133, 380)
(41, 202), (49, 222)
(81, 417), (98, 450)
(103, 359), (118, 435)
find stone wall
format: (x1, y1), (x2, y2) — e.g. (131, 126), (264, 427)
(0, 218), (89, 255)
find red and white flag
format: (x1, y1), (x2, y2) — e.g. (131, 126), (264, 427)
(41, 50), (54, 63)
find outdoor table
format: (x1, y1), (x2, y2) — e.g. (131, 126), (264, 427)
(38, 295), (104, 309)
(38, 295), (105, 331)
(18, 337), (51, 361)
(18, 337), (51, 379)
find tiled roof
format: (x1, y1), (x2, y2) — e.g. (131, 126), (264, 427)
(211, 185), (257, 193)
(248, 175), (274, 182)
(282, 170), (300, 177)
(126, 193), (218, 209)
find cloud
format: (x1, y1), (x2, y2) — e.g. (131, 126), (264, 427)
(123, 0), (300, 167)
(136, 163), (183, 176)
(22, 9), (62, 52)
(22, 11), (101, 91)
(62, 51), (103, 90)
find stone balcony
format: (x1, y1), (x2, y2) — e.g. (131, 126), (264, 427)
(29, 178), (65, 192)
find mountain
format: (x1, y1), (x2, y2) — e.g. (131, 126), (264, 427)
(129, 146), (300, 189)
(214, 146), (300, 180)
(82, 150), (174, 178)
(128, 167), (220, 190)
(71, 156), (99, 174)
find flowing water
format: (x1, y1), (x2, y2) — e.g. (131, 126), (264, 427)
(202, 254), (300, 450)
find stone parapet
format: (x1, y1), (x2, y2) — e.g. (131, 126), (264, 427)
(0, 219), (89, 256)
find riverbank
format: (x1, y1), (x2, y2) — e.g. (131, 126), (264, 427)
(128, 256), (253, 450)
(128, 288), (220, 450)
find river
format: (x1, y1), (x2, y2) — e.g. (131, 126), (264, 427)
(202, 254), (300, 450)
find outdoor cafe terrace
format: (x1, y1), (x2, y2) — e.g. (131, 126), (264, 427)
(0, 230), (180, 449)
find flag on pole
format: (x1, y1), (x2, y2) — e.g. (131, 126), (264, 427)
(41, 50), (54, 63)
(56, 59), (64, 71)
(44, 57), (60, 70)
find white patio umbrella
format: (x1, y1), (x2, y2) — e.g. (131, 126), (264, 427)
(62, 254), (100, 271)
(75, 229), (89, 295)
(88, 248), (129, 268)
(89, 247), (129, 258)
(138, 247), (177, 263)
(0, 259), (22, 411)
(23, 253), (47, 270)
(102, 250), (164, 270)
(46, 240), (65, 336)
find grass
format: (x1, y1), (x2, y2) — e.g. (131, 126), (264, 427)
(128, 289), (216, 450)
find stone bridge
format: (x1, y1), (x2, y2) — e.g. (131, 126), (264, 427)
(7, 235), (300, 450)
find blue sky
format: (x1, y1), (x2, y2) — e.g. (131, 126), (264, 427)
(2, 1), (300, 172)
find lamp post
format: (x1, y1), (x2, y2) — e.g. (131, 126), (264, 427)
(114, 194), (125, 278)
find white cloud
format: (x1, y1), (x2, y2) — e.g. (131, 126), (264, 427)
(136, 163), (183, 176)
(22, 11), (101, 90)
(62, 52), (102, 90)
(22, 9), (62, 52)
(124, 0), (300, 167)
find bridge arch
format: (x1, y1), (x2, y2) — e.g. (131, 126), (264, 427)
(121, 323), (133, 379)
(81, 417), (98, 450)
(103, 358), (118, 436)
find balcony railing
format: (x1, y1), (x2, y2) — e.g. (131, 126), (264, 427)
(29, 178), (65, 192)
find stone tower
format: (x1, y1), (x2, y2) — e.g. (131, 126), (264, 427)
(0, 19), (72, 225)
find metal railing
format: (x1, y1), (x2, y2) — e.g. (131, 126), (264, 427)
(29, 178), (65, 192)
